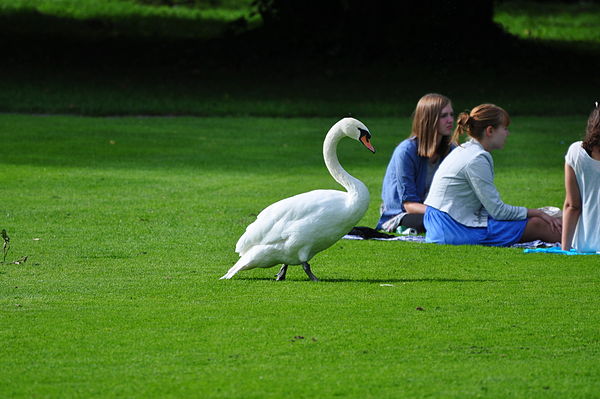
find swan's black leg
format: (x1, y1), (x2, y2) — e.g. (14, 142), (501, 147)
(302, 262), (319, 282)
(275, 264), (288, 281)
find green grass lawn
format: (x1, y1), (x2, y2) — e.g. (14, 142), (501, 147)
(1, 114), (599, 398)
(2, 3), (600, 397)
(0, 60), (597, 117)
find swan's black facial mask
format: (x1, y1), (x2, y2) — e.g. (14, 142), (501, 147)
(358, 128), (375, 153)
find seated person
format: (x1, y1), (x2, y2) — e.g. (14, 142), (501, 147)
(562, 103), (600, 252)
(424, 104), (561, 246)
(377, 93), (456, 233)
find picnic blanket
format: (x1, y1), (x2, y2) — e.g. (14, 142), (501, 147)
(343, 227), (561, 249)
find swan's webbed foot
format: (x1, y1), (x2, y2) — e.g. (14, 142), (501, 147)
(302, 262), (319, 282)
(275, 264), (288, 281)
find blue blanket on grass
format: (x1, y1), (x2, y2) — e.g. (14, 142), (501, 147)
(343, 233), (560, 249)
(343, 229), (598, 254)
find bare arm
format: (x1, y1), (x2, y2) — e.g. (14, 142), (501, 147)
(561, 163), (582, 251)
(403, 201), (427, 214)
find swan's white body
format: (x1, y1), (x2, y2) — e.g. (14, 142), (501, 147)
(221, 118), (374, 280)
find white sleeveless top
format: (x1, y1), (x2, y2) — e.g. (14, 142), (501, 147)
(565, 141), (600, 253)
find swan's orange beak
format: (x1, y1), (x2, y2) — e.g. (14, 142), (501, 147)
(360, 136), (375, 153)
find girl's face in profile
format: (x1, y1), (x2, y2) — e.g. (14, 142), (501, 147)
(489, 124), (510, 150)
(437, 104), (454, 137)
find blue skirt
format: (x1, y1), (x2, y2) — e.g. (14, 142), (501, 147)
(424, 207), (527, 247)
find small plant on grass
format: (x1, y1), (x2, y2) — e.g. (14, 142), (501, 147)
(1, 229), (28, 265)
(1, 229), (9, 263)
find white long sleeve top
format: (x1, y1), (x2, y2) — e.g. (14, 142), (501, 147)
(424, 139), (527, 227)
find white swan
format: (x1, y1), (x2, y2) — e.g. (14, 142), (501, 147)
(220, 117), (375, 281)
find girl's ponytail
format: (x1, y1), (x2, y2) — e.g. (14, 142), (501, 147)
(452, 111), (471, 143)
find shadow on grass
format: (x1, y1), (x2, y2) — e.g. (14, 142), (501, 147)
(2, 6), (600, 119)
(236, 277), (498, 283)
(321, 277), (498, 283)
(0, 114), (382, 174)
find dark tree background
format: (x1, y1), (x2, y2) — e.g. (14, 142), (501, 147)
(5, 0), (591, 72)
(250, 0), (501, 58)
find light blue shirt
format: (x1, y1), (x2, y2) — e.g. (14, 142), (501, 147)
(424, 139), (527, 227)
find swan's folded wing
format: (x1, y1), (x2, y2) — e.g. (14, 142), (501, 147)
(235, 189), (351, 255)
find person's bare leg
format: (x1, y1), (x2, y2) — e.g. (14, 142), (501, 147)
(520, 216), (561, 243)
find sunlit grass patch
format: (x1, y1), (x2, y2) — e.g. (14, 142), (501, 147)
(0, 0), (258, 39)
(495, 1), (600, 50)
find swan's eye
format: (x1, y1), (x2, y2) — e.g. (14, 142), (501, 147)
(358, 127), (371, 140)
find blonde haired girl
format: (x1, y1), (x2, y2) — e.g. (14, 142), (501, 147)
(377, 93), (456, 233)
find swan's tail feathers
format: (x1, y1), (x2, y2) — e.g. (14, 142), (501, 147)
(219, 269), (237, 280)
(220, 258), (249, 280)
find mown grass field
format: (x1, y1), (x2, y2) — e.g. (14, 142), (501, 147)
(1, 1), (600, 397)
(1, 113), (599, 398)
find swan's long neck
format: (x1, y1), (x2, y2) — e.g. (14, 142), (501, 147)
(323, 127), (369, 205)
